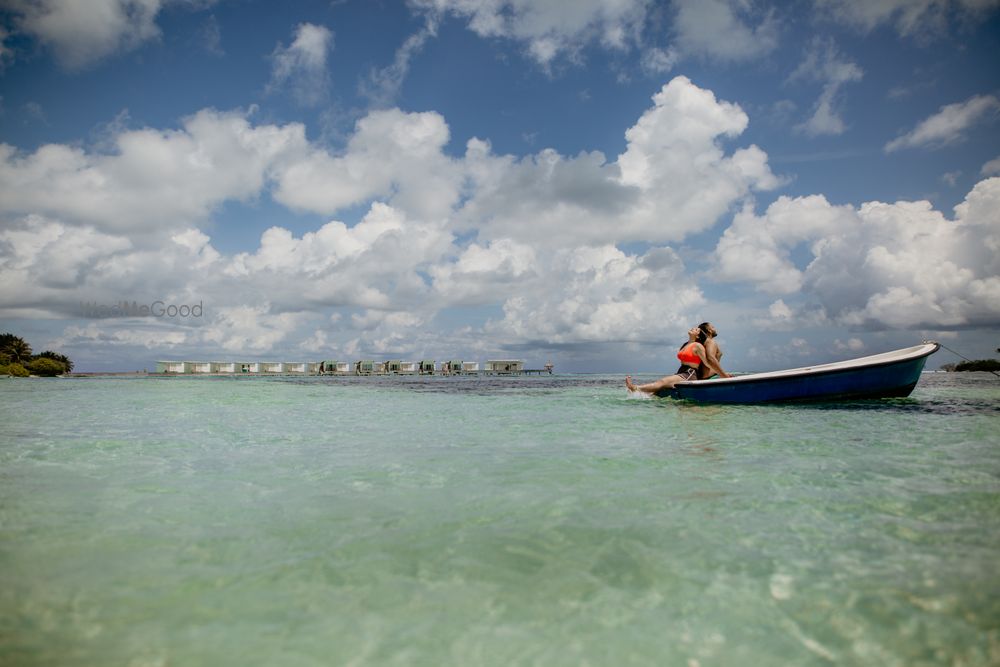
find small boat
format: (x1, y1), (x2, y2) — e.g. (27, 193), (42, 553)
(656, 342), (940, 403)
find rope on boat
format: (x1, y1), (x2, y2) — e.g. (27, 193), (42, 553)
(933, 341), (1000, 378)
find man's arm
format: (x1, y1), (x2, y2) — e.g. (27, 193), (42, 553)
(697, 343), (730, 378)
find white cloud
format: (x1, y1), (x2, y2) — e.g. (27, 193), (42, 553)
(410, 0), (650, 67)
(673, 0), (779, 62)
(480, 245), (705, 345)
(0, 108), (306, 233)
(16, 74), (998, 367)
(197, 14), (223, 56)
(54, 322), (188, 349)
(299, 329), (330, 353)
(640, 47), (678, 75)
(834, 337), (866, 352)
(885, 94), (1000, 152)
(361, 16), (439, 107)
(430, 238), (539, 306)
(226, 202), (452, 311)
(983, 155), (1000, 176)
(9, 0), (159, 65)
(458, 76), (781, 245)
(0, 216), (133, 316)
(268, 23), (334, 107)
(273, 108), (463, 221)
(201, 304), (306, 353)
(714, 196), (850, 294)
(0, 77), (788, 360)
(2, 0), (183, 70)
(347, 311), (436, 355)
(713, 177), (1000, 329)
(0, 213), (231, 321)
(0, 77), (775, 250)
(789, 38), (863, 137)
(816, 0), (1000, 37)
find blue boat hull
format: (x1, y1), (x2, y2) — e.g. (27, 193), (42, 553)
(655, 343), (939, 404)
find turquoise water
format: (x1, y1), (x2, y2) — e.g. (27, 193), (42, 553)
(1, 373), (998, 666)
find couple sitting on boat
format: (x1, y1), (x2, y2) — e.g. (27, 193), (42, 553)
(626, 322), (731, 395)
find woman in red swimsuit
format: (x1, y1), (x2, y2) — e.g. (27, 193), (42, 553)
(625, 326), (731, 395)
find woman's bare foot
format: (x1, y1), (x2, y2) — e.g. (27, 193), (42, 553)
(625, 375), (637, 392)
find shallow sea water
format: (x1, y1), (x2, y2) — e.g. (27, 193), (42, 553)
(1, 372), (998, 666)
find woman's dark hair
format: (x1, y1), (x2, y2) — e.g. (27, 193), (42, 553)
(698, 322), (715, 338)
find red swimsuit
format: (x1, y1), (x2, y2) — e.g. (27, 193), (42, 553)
(675, 343), (701, 381)
(677, 343), (701, 367)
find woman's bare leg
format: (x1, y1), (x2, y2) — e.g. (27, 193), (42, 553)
(626, 374), (681, 394)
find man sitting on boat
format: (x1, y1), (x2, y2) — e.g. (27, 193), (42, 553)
(698, 322), (724, 380)
(626, 326), (731, 395)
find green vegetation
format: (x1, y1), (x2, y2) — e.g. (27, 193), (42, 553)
(0, 332), (31, 363)
(954, 359), (1000, 372)
(1, 362), (29, 377)
(26, 358), (66, 376)
(0, 333), (74, 377)
(940, 359), (1000, 372)
(34, 350), (74, 372)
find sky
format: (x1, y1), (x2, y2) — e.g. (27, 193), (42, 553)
(0, 0), (998, 373)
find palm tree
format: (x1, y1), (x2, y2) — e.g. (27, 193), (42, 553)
(0, 333), (31, 364)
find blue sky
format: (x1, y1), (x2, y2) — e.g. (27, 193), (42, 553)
(1, 0), (998, 373)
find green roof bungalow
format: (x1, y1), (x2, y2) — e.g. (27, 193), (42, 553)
(320, 361), (351, 375)
(442, 360), (464, 375)
(356, 360), (376, 376)
(386, 360), (403, 374)
(485, 360), (523, 374)
(419, 360), (435, 375)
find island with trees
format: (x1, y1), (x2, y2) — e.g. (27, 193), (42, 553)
(939, 359), (1000, 372)
(0, 333), (74, 377)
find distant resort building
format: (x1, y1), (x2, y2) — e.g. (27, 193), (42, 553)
(484, 360), (524, 374)
(320, 361), (352, 375)
(155, 358), (546, 376)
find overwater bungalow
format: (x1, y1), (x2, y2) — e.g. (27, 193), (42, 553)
(153, 357), (529, 377)
(320, 361), (351, 375)
(485, 360), (524, 374)
(441, 360), (464, 374)
(156, 361), (188, 374)
(285, 362), (315, 374)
